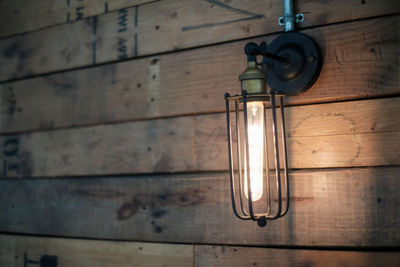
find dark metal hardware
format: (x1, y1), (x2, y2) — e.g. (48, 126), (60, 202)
(224, 31), (321, 227)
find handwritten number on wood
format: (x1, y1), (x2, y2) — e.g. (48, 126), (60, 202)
(118, 9), (128, 32)
(182, 0), (264, 31)
(3, 138), (20, 177)
(117, 9), (129, 59)
(76, 6), (85, 20)
(3, 138), (19, 156)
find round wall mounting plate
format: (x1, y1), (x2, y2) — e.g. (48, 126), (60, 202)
(264, 32), (323, 96)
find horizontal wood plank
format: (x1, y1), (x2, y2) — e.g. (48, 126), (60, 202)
(1, 97), (399, 177)
(0, 1), (399, 82)
(0, 234), (193, 267)
(195, 245), (400, 267)
(0, 0), (155, 39)
(2, 234), (399, 267)
(1, 16), (398, 134)
(0, 167), (399, 247)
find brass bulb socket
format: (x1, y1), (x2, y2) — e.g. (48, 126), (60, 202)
(239, 61), (266, 94)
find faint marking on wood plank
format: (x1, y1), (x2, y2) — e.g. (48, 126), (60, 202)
(0, 0), (155, 39)
(0, 16), (398, 133)
(0, 167), (398, 246)
(181, 0), (264, 32)
(147, 58), (161, 116)
(1, 137), (22, 177)
(91, 16), (98, 65)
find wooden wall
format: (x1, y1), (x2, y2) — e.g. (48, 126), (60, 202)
(0, 0), (399, 266)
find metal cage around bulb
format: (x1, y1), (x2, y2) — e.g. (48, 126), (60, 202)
(224, 91), (289, 227)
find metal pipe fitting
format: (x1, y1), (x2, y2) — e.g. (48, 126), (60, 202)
(279, 0), (304, 31)
(283, 0), (295, 32)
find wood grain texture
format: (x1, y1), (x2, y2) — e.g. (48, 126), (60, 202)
(1, 15), (398, 134)
(0, 234), (193, 267)
(0, 0), (155, 39)
(2, 234), (399, 267)
(1, 97), (399, 177)
(195, 245), (400, 267)
(0, 0), (399, 82)
(0, 167), (399, 247)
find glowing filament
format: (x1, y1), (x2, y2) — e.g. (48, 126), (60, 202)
(244, 101), (264, 201)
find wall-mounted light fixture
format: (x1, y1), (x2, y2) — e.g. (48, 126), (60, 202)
(224, 0), (323, 227)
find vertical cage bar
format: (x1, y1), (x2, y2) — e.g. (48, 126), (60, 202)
(270, 93), (282, 216)
(279, 96), (290, 216)
(263, 102), (271, 215)
(235, 99), (249, 216)
(225, 95), (249, 220)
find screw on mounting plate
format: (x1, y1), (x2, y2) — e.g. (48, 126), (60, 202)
(278, 13), (305, 26)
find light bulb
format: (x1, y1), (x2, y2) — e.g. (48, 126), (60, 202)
(244, 101), (264, 201)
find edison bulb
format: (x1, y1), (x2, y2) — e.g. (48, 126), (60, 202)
(244, 101), (264, 201)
